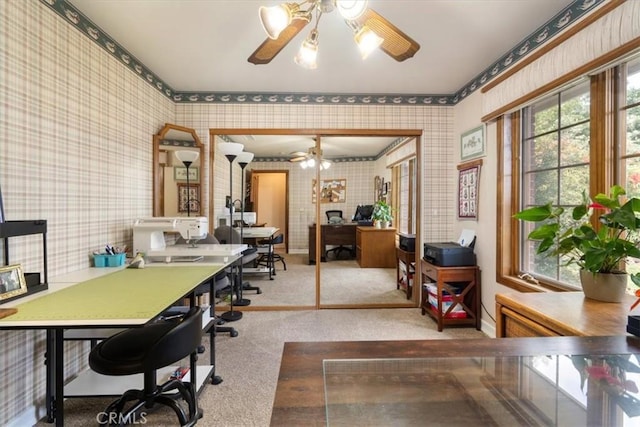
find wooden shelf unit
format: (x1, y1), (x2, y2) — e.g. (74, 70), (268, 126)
(420, 259), (480, 332)
(396, 247), (415, 299)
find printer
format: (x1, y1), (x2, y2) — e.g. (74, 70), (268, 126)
(398, 232), (416, 252)
(423, 229), (476, 267)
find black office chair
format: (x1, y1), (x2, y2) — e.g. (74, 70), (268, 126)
(256, 233), (287, 274)
(88, 307), (203, 426)
(214, 225), (261, 295)
(176, 233), (238, 338)
(324, 210), (353, 259)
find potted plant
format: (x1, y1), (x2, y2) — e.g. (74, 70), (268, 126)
(513, 184), (640, 302)
(372, 200), (393, 228)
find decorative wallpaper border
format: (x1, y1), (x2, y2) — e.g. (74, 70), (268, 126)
(41, 0), (603, 106)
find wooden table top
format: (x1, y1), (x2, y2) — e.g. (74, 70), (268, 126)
(496, 291), (640, 336)
(270, 336), (640, 426)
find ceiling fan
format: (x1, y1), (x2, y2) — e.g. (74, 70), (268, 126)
(248, 0), (420, 68)
(289, 147), (332, 169)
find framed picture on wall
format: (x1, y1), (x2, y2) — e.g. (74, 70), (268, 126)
(178, 183), (200, 213)
(460, 125), (485, 161)
(457, 159), (482, 220)
(174, 166), (199, 183)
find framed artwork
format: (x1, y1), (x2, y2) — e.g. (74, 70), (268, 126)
(178, 183), (200, 213)
(0, 264), (27, 301)
(173, 166), (199, 183)
(460, 125), (485, 161)
(312, 179), (347, 204)
(457, 159), (482, 220)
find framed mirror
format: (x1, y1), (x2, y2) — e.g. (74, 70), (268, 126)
(153, 124), (204, 217)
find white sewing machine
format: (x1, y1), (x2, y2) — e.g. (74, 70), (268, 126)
(132, 217), (246, 263)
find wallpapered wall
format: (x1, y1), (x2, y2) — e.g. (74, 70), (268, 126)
(0, 1), (174, 424)
(0, 1), (455, 425)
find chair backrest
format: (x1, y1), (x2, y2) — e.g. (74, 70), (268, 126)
(214, 225), (241, 244)
(176, 233), (219, 245)
(148, 306), (203, 370)
(326, 210), (343, 222)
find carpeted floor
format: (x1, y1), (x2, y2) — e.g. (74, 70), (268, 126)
(41, 309), (487, 427)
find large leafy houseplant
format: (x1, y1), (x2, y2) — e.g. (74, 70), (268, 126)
(372, 200), (393, 224)
(513, 185), (640, 289)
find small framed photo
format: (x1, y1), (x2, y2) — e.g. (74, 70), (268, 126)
(460, 125), (485, 161)
(174, 166), (199, 183)
(0, 264), (27, 301)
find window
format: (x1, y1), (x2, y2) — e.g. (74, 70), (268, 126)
(519, 81), (591, 289)
(498, 54), (640, 293)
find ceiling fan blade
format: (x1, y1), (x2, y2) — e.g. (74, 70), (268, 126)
(248, 19), (310, 65)
(356, 8), (420, 62)
(290, 156), (307, 162)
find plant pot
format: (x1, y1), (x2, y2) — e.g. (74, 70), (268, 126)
(579, 270), (628, 303)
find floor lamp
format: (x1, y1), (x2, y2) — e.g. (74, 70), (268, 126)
(218, 142), (244, 322)
(233, 151), (255, 307)
(175, 150), (200, 218)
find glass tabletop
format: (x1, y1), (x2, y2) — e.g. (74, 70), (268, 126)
(323, 353), (640, 427)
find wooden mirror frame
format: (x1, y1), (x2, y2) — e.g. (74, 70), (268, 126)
(153, 123), (204, 217)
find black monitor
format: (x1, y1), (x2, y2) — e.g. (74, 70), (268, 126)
(353, 204), (374, 222)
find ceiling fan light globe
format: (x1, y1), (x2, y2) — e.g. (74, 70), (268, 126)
(355, 25), (383, 59)
(320, 159), (331, 170)
(294, 38), (318, 69)
(259, 4), (295, 39)
(307, 158), (316, 168)
(335, 0), (368, 20)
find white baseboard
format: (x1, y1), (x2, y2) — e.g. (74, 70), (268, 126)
(7, 404), (46, 427)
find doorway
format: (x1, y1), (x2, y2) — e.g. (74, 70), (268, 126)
(251, 170), (288, 252)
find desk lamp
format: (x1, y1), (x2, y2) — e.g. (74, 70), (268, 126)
(175, 150), (200, 217)
(219, 142), (244, 322)
(233, 151), (255, 307)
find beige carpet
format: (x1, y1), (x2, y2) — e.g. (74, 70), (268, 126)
(239, 253), (410, 307)
(41, 309), (487, 427)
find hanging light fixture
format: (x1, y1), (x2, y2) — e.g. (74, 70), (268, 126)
(255, 0), (388, 69)
(296, 147), (331, 170)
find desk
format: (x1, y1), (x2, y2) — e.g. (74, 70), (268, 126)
(308, 223), (357, 264)
(0, 264), (228, 426)
(271, 336), (640, 426)
(495, 291), (638, 337)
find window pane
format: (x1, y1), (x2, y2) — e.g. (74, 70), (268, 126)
(528, 133), (558, 170)
(560, 123), (589, 166)
(560, 165), (589, 205)
(523, 170), (558, 206)
(530, 98), (559, 135)
(560, 82), (590, 126)
(623, 156), (640, 197)
(627, 58), (640, 105)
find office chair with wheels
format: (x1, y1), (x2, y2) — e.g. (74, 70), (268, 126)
(88, 307), (203, 426)
(324, 210), (353, 259)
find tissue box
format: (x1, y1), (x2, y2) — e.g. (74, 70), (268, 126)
(94, 253), (126, 267)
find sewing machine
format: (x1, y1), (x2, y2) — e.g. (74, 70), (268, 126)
(132, 217), (246, 263)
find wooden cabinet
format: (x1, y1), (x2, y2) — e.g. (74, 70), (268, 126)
(420, 259), (480, 332)
(355, 227), (395, 268)
(395, 247), (415, 299)
(495, 291), (638, 337)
